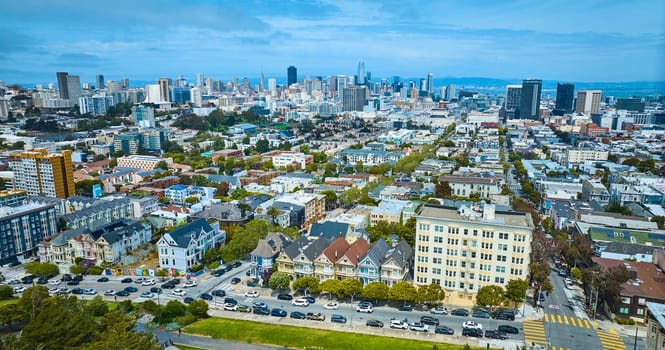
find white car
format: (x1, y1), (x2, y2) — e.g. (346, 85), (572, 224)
(83, 288), (97, 295)
(356, 305), (373, 313)
(224, 303), (238, 311)
(292, 298), (310, 307)
(48, 279), (61, 285)
(462, 321), (483, 330)
(323, 302), (339, 310)
(409, 322), (430, 332)
(390, 319), (409, 329)
(103, 289), (116, 296)
(48, 287), (59, 295)
(13, 286), (26, 293)
(244, 290), (259, 298)
(142, 279), (156, 286)
(172, 288), (187, 296)
(134, 277), (145, 284)
(430, 306), (448, 315)
(183, 280), (198, 288)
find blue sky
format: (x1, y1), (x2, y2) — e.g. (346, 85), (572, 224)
(1, 0), (664, 85)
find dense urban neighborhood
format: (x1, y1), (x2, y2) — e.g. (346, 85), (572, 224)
(0, 67), (664, 350)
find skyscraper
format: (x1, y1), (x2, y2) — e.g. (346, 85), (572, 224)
(259, 72), (265, 92)
(8, 149), (75, 199)
(66, 75), (82, 101)
(195, 73), (204, 87)
(342, 86), (367, 111)
(96, 74), (105, 90)
(554, 83), (575, 114)
(287, 66), (297, 86)
(158, 78), (171, 102)
(444, 84), (456, 101)
(357, 60), (366, 85)
(575, 90), (602, 114)
(56, 72), (69, 99)
(426, 73), (433, 95)
(504, 85), (522, 118)
(518, 79), (542, 120)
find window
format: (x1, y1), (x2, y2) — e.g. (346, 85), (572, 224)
(433, 257), (442, 264)
(433, 247), (443, 254)
(469, 284), (474, 290)
(445, 270), (456, 277)
(510, 268), (523, 275)
(497, 255), (507, 262)
(480, 253), (492, 261)
(471, 240), (478, 247)
(514, 234), (525, 242)
(638, 298), (646, 305)
(460, 282), (465, 289)
(513, 246), (525, 253)
(460, 272), (465, 278)
(434, 225), (444, 232)
(432, 268), (442, 275)
(498, 244), (508, 251)
(464, 229), (468, 235)
(447, 238), (459, 245)
(469, 273), (475, 279)
(461, 262), (466, 268)
(621, 297), (631, 304)
(481, 242), (493, 249)
(618, 307), (629, 314)
(471, 252), (477, 258)
(417, 255), (428, 263)
(480, 264), (491, 271)
(446, 249), (458, 256)
(499, 232), (509, 240)
(496, 266), (506, 273)
(461, 250), (467, 257)
(636, 308), (644, 315)
(482, 231), (494, 238)
(512, 257), (524, 264)
(418, 246), (429, 253)
(418, 235), (430, 242)
(494, 277), (505, 284)
(473, 229), (478, 236)
(434, 236), (444, 243)
(418, 224), (431, 231)
(416, 276), (428, 283)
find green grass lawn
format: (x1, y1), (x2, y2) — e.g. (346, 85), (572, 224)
(185, 317), (480, 350)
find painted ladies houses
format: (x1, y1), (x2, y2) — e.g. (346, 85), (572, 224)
(335, 238), (370, 280)
(357, 239), (390, 285)
(381, 239), (414, 286)
(313, 237), (350, 281)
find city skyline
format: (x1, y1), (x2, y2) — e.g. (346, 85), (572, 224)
(1, 0), (664, 84)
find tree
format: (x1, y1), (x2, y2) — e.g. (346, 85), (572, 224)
(604, 202), (632, 216)
(320, 190), (338, 210)
(339, 278), (363, 301)
(476, 285), (505, 311)
(292, 276), (320, 295)
(156, 160), (169, 170)
(24, 261), (59, 277)
(0, 285), (13, 300)
(435, 181), (452, 198)
(651, 216), (665, 229)
(362, 282), (389, 304)
(267, 206), (280, 225)
(215, 182), (230, 197)
(188, 300), (209, 318)
(57, 217), (68, 232)
(80, 310), (161, 350)
(185, 196), (200, 204)
(355, 160), (364, 173)
(70, 264), (86, 275)
(18, 286), (51, 320)
(388, 281), (418, 304)
(339, 187), (361, 207)
(161, 300), (186, 323)
(319, 279), (341, 300)
(269, 271), (291, 291)
(86, 296), (109, 317)
(570, 267), (582, 281)
(504, 279), (528, 308)
(416, 283), (446, 305)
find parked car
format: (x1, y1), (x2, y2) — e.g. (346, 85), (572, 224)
(142, 279), (156, 286)
(390, 319), (409, 329)
(183, 280), (198, 288)
(366, 319), (384, 328)
(71, 288), (84, 295)
(485, 330), (509, 339)
(419, 316), (440, 326)
(472, 310), (491, 319)
(83, 288), (97, 295)
(124, 286), (138, 293)
(497, 325), (519, 334)
(270, 308), (287, 317)
(356, 301), (373, 313)
(150, 287), (162, 294)
(462, 328), (483, 337)
(277, 293), (293, 301)
(398, 304), (413, 311)
(172, 289), (186, 296)
(49, 279), (61, 285)
(323, 302), (338, 310)
(134, 277), (145, 284)
(290, 311), (307, 319)
(183, 297), (194, 304)
(224, 297), (238, 305)
(462, 321), (483, 330)
(103, 289), (116, 296)
(48, 287), (59, 295)
(97, 277), (109, 283)
(140, 292), (155, 299)
(559, 269), (568, 277)
(121, 277), (132, 283)
(435, 325), (455, 335)
(330, 314), (347, 324)
(224, 303), (238, 311)
(73, 275), (83, 282)
(491, 310), (516, 321)
(252, 301), (268, 309)
(253, 306), (270, 315)
(231, 261), (241, 268)
(306, 312), (325, 321)
(62, 274), (72, 282)
(230, 278), (241, 284)
(292, 298), (310, 307)
(237, 304), (252, 313)
(451, 308), (470, 317)
(304, 296), (316, 304)
(409, 322), (429, 332)
(213, 269), (225, 277)
(212, 289), (226, 297)
(36, 277), (48, 285)
(7, 279), (21, 285)
(13, 286), (26, 293)
(161, 282), (176, 289)
(200, 293), (213, 301)
(115, 290), (129, 297)
(245, 290), (259, 298)
(430, 306), (448, 315)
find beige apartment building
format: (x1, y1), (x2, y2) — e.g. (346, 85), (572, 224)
(414, 204), (534, 306)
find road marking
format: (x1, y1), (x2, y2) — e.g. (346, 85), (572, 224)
(584, 319), (591, 328)
(563, 315), (569, 325)
(544, 313), (549, 322)
(569, 317), (576, 327)
(557, 314), (562, 324)
(609, 328), (617, 334)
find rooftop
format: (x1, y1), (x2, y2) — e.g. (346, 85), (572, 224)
(418, 204), (534, 229)
(592, 257), (665, 301)
(646, 302), (665, 329)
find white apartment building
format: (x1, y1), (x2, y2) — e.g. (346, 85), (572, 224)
(439, 175), (502, 199)
(116, 155), (173, 171)
(271, 152), (313, 170)
(575, 90), (602, 115)
(566, 149), (608, 165)
(414, 204), (534, 306)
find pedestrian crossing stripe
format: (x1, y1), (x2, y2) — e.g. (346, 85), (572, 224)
(584, 319), (591, 328)
(544, 313), (549, 322)
(542, 313), (593, 328)
(597, 330), (625, 350)
(523, 320), (547, 344)
(551, 347), (571, 350)
(609, 328), (617, 334)
(563, 315), (568, 325)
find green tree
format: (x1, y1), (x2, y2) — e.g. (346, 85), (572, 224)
(292, 276), (320, 295)
(320, 190), (338, 210)
(416, 283), (446, 305)
(18, 286), (50, 320)
(156, 160), (169, 170)
(570, 267), (582, 281)
(339, 187), (361, 207)
(504, 279), (529, 308)
(268, 271), (291, 291)
(319, 279), (341, 300)
(267, 206), (281, 225)
(188, 300), (209, 319)
(476, 285), (505, 311)
(255, 139), (270, 153)
(79, 310), (161, 350)
(185, 196), (200, 204)
(70, 264), (86, 275)
(339, 278), (363, 301)
(161, 300), (186, 323)
(388, 281), (418, 304)
(361, 282), (390, 304)
(24, 261), (59, 277)
(86, 296), (109, 317)
(435, 181), (452, 198)
(651, 216), (665, 229)
(0, 285), (14, 300)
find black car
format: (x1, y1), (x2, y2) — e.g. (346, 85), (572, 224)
(36, 277), (48, 285)
(124, 286), (138, 293)
(462, 328), (483, 337)
(492, 310), (516, 321)
(472, 310), (490, 319)
(171, 278), (181, 285)
(485, 330), (509, 340)
(330, 314), (347, 324)
(290, 311), (306, 319)
(277, 293), (293, 301)
(183, 297), (194, 304)
(62, 274), (72, 282)
(200, 293), (213, 301)
(115, 290), (129, 297)
(21, 276), (34, 284)
(213, 269), (225, 277)
(71, 288), (84, 295)
(67, 280), (79, 286)
(223, 265), (233, 272)
(497, 325), (519, 334)
(161, 282), (176, 289)
(435, 325), (455, 335)
(398, 304), (413, 311)
(366, 319), (384, 328)
(121, 277), (132, 283)
(451, 308), (469, 316)
(420, 316), (440, 326)
(230, 277), (241, 284)
(271, 308), (287, 317)
(150, 287), (162, 294)
(224, 297), (237, 305)
(97, 277), (109, 283)
(212, 289), (226, 297)
(253, 306), (270, 315)
(231, 261), (241, 268)
(73, 275), (83, 282)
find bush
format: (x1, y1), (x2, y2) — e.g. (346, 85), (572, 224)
(208, 261), (220, 270)
(615, 318), (635, 325)
(86, 296), (109, 316)
(88, 265), (104, 275)
(117, 300), (134, 314)
(189, 264), (204, 273)
(0, 285), (14, 300)
(141, 300), (160, 313)
(70, 264), (86, 275)
(175, 314), (198, 326)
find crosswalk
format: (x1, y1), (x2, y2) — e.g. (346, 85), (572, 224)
(542, 313), (592, 328)
(523, 319), (547, 347)
(597, 329), (625, 350)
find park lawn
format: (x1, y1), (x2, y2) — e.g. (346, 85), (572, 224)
(185, 317), (480, 350)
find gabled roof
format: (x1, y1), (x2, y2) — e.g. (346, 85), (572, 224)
(251, 232), (290, 258)
(360, 239), (390, 267)
(309, 222), (350, 240)
(322, 237), (350, 262)
(100, 222), (150, 245)
(283, 236), (311, 259)
(338, 238), (370, 266)
(384, 238), (413, 269)
(303, 237), (333, 261)
(164, 219), (214, 248)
